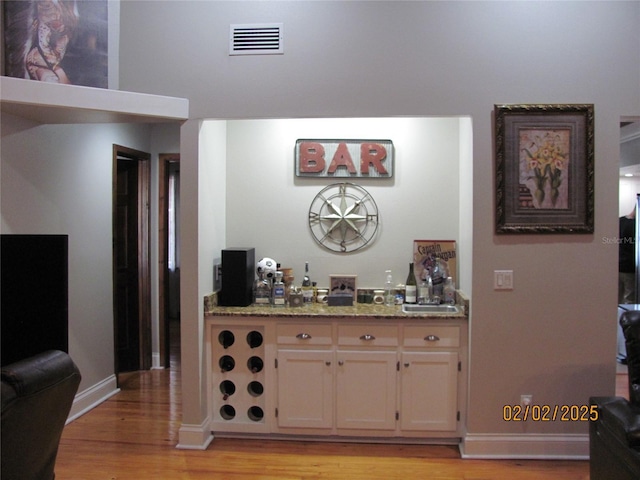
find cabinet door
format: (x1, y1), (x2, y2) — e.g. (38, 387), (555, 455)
(336, 350), (397, 431)
(400, 351), (458, 432)
(276, 349), (333, 429)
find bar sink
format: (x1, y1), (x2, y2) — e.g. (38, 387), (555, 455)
(402, 304), (460, 314)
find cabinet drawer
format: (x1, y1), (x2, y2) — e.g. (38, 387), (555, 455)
(403, 325), (460, 348)
(277, 323), (333, 346)
(338, 324), (398, 347)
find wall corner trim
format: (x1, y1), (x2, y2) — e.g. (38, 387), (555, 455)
(177, 419), (214, 450)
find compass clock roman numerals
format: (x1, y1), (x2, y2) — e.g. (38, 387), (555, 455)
(308, 183), (379, 253)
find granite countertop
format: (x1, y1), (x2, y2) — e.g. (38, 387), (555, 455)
(206, 292), (469, 320)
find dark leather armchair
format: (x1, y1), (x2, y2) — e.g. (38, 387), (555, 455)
(1, 350), (81, 480)
(590, 310), (640, 480)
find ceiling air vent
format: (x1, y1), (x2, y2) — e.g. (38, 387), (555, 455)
(229, 23), (283, 56)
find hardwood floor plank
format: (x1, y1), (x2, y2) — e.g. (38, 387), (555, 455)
(55, 339), (590, 479)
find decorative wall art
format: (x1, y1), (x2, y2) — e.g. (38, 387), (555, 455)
(295, 139), (393, 178)
(3, 0), (108, 88)
(308, 183), (379, 253)
(494, 104), (594, 234)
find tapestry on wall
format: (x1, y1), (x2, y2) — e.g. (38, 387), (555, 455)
(3, 0), (108, 88)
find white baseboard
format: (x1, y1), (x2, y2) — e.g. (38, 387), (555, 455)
(151, 352), (165, 370)
(177, 417), (214, 450)
(460, 433), (589, 459)
(67, 374), (120, 423)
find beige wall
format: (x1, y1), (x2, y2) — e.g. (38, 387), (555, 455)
(77, 0), (640, 456)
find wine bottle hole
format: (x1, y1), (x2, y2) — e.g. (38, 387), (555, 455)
(218, 330), (235, 349)
(246, 331), (263, 348)
(247, 381), (264, 397)
(247, 356), (264, 373)
(219, 380), (236, 399)
(247, 406), (264, 422)
(220, 405), (236, 420)
(219, 355), (235, 372)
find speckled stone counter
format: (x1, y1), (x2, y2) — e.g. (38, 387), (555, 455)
(205, 291), (469, 319)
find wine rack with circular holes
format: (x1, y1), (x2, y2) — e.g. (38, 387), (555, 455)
(211, 325), (266, 429)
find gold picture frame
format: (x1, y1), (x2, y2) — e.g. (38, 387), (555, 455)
(495, 104), (594, 234)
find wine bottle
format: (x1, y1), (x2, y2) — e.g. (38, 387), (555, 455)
(218, 330), (235, 349)
(405, 263), (417, 304)
(219, 380), (236, 400)
(247, 356), (264, 373)
(219, 355), (235, 372)
(246, 331), (263, 348)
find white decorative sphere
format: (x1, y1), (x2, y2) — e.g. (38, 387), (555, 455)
(256, 257), (277, 279)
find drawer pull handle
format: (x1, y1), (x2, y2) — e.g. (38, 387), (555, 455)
(338, 360), (344, 366)
(360, 334), (376, 341)
(425, 334), (440, 342)
(326, 361), (331, 366)
(296, 333), (312, 340)
(404, 362), (410, 368)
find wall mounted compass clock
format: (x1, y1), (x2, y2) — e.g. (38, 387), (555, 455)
(308, 182), (379, 253)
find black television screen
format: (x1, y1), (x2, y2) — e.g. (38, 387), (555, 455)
(1, 234), (69, 366)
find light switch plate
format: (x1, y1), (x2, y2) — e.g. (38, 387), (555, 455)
(494, 270), (513, 290)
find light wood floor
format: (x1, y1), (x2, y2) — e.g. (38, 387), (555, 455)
(55, 325), (593, 479)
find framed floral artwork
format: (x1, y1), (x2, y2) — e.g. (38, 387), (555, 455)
(494, 104), (594, 234)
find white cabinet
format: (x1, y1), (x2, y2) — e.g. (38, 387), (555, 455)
(400, 325), (461, 432)
(275, 323), (334, 431)
(335, 324), (398, 433)
(336, 350), (397, 431)
(400, 351), (458, 431)
(276, 349), (333, 429)
(206, 314), (468, 441)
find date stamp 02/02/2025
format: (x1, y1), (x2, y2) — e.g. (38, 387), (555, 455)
(503, 404), (598, 422)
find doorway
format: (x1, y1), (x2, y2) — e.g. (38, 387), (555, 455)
(159, 154), (181, 368)
(113, 145), (152, 376)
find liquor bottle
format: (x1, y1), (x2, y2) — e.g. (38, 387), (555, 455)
(302, 262), (311, 286)
(405, 263), (417, 304)
(301, 262), (313, 304)
(444, 276), (456, 305)
(418, 273), (433, 305)
(384, 270), (395, 306)
(272, 271), (286, 306)
(254, 273), (271, 305)
(431, 260), (444, 301)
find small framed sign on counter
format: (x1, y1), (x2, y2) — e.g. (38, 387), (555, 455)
(413, 240), (457, 285)
(295, 139), (393, 178)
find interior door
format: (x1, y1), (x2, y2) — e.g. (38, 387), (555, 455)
(115, 158), (141, 372)
(113, 145), (151, 375)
